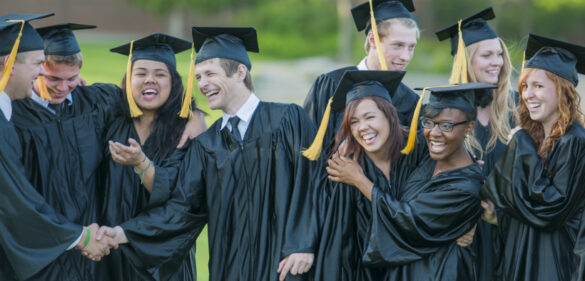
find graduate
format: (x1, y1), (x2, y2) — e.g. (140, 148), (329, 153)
(99, 33), (199, 281)
(98, 26), (317, 281)
(302, 0), (420, 160)
(310, 70), (427, 281)
(0, 14), (115, 281)
(326, 82), (495, 280)
(481, 34), (585, 281)
(434, 7), (518, 281)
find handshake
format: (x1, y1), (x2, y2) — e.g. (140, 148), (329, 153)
(75, 224), (128, 261)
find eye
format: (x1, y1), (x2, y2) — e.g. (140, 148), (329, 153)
(439, 122), (454, 131)
(350, 119), (358, 125)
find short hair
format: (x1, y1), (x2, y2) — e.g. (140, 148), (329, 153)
(364, 17), (420, 53)
(218, 58), (255, 92)
(45, 52), (83, 68)
(0, 53), (26, 68)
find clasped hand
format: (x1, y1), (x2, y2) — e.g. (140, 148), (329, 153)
(77, 224), (128, 261)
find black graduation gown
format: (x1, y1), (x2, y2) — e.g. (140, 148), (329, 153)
(311, 133), (427, 281)
(363, 157), (484, 281)
(98, 116), (196, 281)
(120, 102), (317, 281)
(302, 66), (419, 153)
(0, 113), (81, 281)
(481, 124), (585, 281)
(10, 84), (120, 281)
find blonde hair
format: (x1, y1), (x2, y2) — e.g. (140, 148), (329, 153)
(364, 17), (420, 53)
(518, 68), (585, 159)
(45, 52), (83, 68)
(451, 38), (517, 158)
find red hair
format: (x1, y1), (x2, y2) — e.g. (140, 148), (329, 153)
(518, 68), (585, 159)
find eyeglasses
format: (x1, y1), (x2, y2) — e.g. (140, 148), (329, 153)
(421, 118), (469, 133)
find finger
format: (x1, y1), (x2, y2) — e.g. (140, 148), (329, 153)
(328, 175), (341, 183)
(279, 260), (293, 281)
(128, 138), (140, 148)
(325, 166), (341, 177)
(177, 134), (188, 149)
(290, 259), (302, 276)
(277, 258), (286, 273)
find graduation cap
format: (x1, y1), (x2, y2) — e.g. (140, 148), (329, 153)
(192, 26), (258, 70)
(302, 70), (405, 160)
(523, 33), (585, 86)
(110, 33), (194, 118)
(0, 13), (53, 94)
(417, 82), (498, 114)
(36, 23), (96, 56)
(435, 7), (497, 56)
(351, 0), (415, 33)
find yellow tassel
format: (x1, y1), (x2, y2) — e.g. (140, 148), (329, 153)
(401, 88), (426, 155)
(302, 98), (333, 161)
(0, 20), (25, 95)
(37, 76), (53, 101)
(520, 51), (526, 74)
(126, 40), (143, 117)
(448, 20), (469, 84)
(179, 43), (194, 118)
(369, 0), (388, 70)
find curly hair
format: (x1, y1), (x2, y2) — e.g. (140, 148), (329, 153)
(518, 68), (585, 159)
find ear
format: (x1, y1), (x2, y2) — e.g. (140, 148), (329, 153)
(366, 31), (376, 50)
(465, 121), (475, 135)
(236, 64), (247, 81)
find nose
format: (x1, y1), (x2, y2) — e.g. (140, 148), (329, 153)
(57, 80), (69, 91)
(38, 65), (46, 76)
(399, 48), (412, 62)
(429, 123), (443, 137)
(197, 77), (208, 91)
(522, 86), (534, 100)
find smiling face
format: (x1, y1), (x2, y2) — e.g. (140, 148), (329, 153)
(423, 108), (473, 162)
(130, 59), (172, 113)
(369, 20), (418, 71)
(195, 58), (241, 112)
(40, 62), (81, 104)
(350, 98), (391, 159)
(520, 68), (559, 131)
(470, 38), (504, 85)
(7, 50), (45, 100)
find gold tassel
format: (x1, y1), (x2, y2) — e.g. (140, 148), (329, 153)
(37, 76), (53, 101)
(179, 43), (194, 118)
(401, 88), (426, 155)
(369, 0), (388, 70)
(448, 20), (468, 84)
(126, 40), (143, 117)
(0, 20), (25, 94)
(520, 51), (526, 74)
(302, 98), (333, 160)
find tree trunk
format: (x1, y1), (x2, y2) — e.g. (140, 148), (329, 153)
(336, 0), (353, 63)
(168, 7), (185, 38)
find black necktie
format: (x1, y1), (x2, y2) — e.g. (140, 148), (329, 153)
(48, 103), (62, 115)
(228, 116), (242, 142)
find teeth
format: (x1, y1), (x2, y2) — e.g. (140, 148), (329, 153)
(144, 89), (157, 94)
(362, 133), (376, 141)
(431, 141), (445, 146)
(527, 103), (540, 109)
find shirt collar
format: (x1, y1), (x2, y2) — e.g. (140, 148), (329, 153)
(357, 57), (369, 70)
(221, 93), (260, 130)
(0, 92), (12, 120)
(30, 90), (74, 112)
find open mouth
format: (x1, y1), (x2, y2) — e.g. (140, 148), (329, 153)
(362, 133), (377, 145)
(141, 88), (158, 101)
(429, 140), (446, 153)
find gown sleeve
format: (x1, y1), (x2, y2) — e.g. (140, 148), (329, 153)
(280, 105), (318, 257)
(120, 140), (208, 281)
(148, 140), (192, 207)
(481, 129), (585, 231)
(363, 170), (482, 266)
(0, 122), (81, 280)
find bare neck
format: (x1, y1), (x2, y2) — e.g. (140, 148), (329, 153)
(133, 111), (155, 145)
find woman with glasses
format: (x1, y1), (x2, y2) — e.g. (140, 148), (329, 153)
(481, 34), (585, 281)
(313, 68), (492, 280)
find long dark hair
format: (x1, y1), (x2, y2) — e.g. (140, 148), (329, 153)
(332, 96), (404, 164)
(119, 61), (197, 160)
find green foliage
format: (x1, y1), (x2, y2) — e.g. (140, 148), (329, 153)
(535, 0), (585, 11)
(127, 0), (239, 15)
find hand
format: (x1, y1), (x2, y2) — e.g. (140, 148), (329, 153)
(96, 225), (129, 245)
(507, 126), (522, 144)
(109, 138), (145, 166)
(75, 76), (87, 87)
(277, 253), (314, 281)
(326, 153), (366, 187)
(481, 200), (498, 225)
(77, 223), (118, 261)
(456, 224), (477, 247)
(177, 111), (207, 148)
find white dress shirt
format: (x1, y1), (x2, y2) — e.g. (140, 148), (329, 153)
(220, 93), (260, 139)
(30, 90), (73, 114)
(357, 57), (369, 71)
(0, 92), (12, 120)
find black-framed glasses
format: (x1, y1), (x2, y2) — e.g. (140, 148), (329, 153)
(421, 118), (469, 133)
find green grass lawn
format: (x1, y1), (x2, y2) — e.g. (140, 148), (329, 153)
(79, 41), (213, 280)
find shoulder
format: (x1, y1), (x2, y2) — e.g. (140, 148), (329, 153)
(558, 123), (585, 147)
(315, 66), (357, 83)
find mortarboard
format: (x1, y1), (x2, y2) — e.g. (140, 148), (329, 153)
(0, 13), (53, 94)
(111, 33), (193, 118)
(192, 26), (258, 70)
(523, 33), (585, 86)
(417, 83), (498, 114)
(36, 23), (96, 56)
(351, 0), (415, 33)
(435, 7), (497, 56)
(303, 70), (405, 160)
